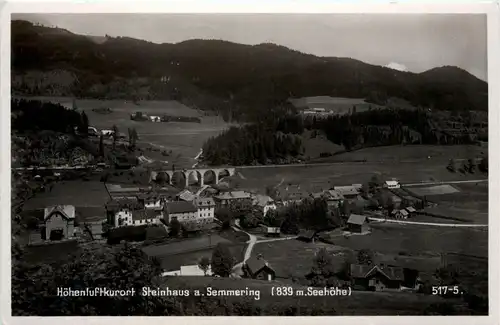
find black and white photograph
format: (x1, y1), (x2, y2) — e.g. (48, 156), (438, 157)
(4, 4), (497, 319)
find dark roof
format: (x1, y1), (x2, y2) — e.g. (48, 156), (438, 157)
(297, 229), (316, 239)
(350, 264), (404, 281)
(106, 199), (142, 211)
(44, 205), (75, 221)
(347, 214), (367, 225)
(132, 209), (158, 221)
(194, 197), (216, 207)
(310, 192), (324, 200)
(245, 256), (274, 275)
(166, 201), (198, 214)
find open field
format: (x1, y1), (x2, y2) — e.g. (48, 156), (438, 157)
(23, 240), (81, 264)
(335, 223), (487, 258)
(252, 239), (350, 281)
(408, 184), (459, 196)
(290, 96), (417, 115)
(21, 180), (109, 210)
(161, 275), (457, 315)
(17, 96), (231, 167)
(234, 156), (488, 194)
(155, 243), (246, 272)
(315, 145), (487, 164)
(143, 231), (247, 272)
(415, 182), (488, 224)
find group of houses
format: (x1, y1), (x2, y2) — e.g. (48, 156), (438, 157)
(104, 185), (280, 233)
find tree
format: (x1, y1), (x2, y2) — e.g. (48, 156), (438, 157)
(265, 185), (278, 198)
(99, 134), (105, 157)
(357, 249), (374, 265)
(211, 243), (234, 277)
(198, 257), (211, 276)
(215, 207), (233, 229)
(307, 247), (337, 287)
(128, 127), (139, 148)
(368, 174), (383, 193)
(79, 111), (89, 136)
(12, 243), (170, 315)
(447, 159), (457, 173)
(360, 183), (370, 198)
(169, 218), (181, 237)
(460, 161), (469, 174)
(112, 125), (119, 149)
(467, 158), (477, 174)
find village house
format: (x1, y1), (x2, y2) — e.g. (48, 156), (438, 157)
(243, 256), (276, 281)
(252, 194), (277, 216)
(132, 209), (161, 226)
(176, 189), (196, 202)
(405, 206), (417, 217)
(213, 190), (252, 207)
(194, 197), (216, 224)
(333, 185), (360, 200)
(277, 185), (309, 206)
(111, 206), (133, 227)
(346, 214), (370, 233)
(392, 209), (409, 219)
(261, 225), (281, 237)
(138, 194), (165, 210)
(323, 189), (345, 208)
(164, 201), (198, 223)
(44, 205), (76, 241)
(384, 180), (401, 189)
(350, 264), (404, 291)
(162, 264), (213, 277)
(297, 229), (317, 243)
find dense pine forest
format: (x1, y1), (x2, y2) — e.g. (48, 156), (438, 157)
(12, 99), (88, 134)
(201, 107), (477, 166)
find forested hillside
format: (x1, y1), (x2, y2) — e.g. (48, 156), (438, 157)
(12, 20), (488, 122)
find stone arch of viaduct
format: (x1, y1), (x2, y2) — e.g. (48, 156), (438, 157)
(150, 168), (236, 188)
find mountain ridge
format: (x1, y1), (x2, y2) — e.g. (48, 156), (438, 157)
(11, 20), (488, 121)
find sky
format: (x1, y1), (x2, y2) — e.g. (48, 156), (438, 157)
(13, 13), (488, 81)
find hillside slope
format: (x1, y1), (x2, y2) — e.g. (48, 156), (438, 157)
(11, 20), (488, 121)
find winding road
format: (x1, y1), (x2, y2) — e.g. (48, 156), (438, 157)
(230, 224), (297, 277)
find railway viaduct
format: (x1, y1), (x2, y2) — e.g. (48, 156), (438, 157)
(150, 168), (236, 188)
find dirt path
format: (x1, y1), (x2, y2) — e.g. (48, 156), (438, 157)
(256, 236), (298, 244)
(368, 217), (488, 228)
(230, 225), (257, 276)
